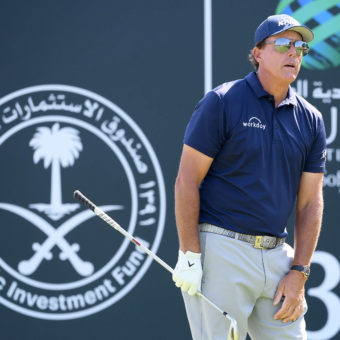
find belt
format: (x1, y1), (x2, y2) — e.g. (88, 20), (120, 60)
(199, 224), (285, 249)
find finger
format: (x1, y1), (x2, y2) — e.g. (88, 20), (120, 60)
(275, 298), (298, 321)
(274, 298), (290, 320)
(283, 304), (303, 323)
(181, 281), (190, 292)
(282, 316), (296, 323)
(282, 311), (297, 323)
(280, 305), (296, 322)
(273, 287), (284, 306)
(282, 316), (294, 323)
(175, 278), (183, 288)
(188, 284), (197, 296)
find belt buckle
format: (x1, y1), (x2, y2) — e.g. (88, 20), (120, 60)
(254, 236), (264, 249)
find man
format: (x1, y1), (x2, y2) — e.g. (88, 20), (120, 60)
(173, 14), (326, 340)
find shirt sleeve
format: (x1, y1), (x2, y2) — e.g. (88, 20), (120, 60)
(183, 91), (226, 158)
(303, 114), (327, 173)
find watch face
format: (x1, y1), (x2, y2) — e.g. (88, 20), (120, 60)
(304, 266), (311, 276)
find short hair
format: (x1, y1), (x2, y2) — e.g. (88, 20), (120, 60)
(248, 41), (265, 71)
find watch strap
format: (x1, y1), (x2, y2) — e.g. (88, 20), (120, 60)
(290, 265), (310, 279)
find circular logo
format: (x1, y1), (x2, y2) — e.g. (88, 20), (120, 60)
(0, 85), (166, 319)
(276, 0), (340, 70)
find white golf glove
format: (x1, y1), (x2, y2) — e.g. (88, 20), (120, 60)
(172, 250), (202, 296)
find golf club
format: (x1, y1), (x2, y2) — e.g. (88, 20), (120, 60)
(73, 190), (239, 340)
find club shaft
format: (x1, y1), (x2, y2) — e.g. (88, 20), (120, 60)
(95, 207), (229, 318)
(95, 207), (174, 274)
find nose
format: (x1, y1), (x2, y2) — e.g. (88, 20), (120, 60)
(288, 43), (298, 57)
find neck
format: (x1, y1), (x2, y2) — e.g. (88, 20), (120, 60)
(256, 70), (290, 107)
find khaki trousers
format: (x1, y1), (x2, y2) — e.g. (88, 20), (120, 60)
(182, 226), (307, 340)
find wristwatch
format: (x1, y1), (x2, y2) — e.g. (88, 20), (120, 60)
(290, 265), (310, 279)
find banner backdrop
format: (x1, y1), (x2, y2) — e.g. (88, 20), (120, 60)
(0, 1), (339, 339)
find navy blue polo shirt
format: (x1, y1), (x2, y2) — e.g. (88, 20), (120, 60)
(184, 72), (326, 237)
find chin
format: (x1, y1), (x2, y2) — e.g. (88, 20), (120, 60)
(280, 72), (298, 84)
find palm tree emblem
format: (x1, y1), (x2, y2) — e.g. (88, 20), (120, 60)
(29, 123), (82, 220)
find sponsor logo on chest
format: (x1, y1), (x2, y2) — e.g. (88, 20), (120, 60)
(243, 116), (266, 130)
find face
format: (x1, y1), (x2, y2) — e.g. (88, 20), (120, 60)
(253, 30), (303, 85)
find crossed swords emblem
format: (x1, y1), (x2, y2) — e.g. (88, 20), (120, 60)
(0, 203), (122, 276)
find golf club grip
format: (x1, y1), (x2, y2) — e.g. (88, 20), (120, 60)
(73, 190), (96, 212)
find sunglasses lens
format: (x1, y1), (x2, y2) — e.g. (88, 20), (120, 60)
(274, 38), (291, 54)
(295, 41), (309, 56)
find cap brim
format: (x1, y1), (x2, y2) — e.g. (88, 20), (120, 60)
(287, 26), (314, 42)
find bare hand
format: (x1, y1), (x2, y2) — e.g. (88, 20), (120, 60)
(273, 270), (306, 323)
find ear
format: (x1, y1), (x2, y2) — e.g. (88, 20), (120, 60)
(253, 46), (262, 64)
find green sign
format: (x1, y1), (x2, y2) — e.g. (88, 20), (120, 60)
(276, 0), (340, 70)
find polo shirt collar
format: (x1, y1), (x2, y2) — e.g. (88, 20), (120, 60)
(280, 86), (298, 106)
(245, 72), (298, 106)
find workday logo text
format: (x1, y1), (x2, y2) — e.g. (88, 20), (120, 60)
(243, 116), (266, 130)
(0, 85), (166, 320)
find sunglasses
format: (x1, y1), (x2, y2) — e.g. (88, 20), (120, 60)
(264, 37), (309, 56)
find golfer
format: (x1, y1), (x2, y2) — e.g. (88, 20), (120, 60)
(173, 14), (326, 340)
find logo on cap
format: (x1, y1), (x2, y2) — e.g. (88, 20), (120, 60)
(278, 17), (296, 26)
